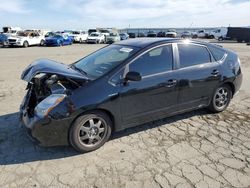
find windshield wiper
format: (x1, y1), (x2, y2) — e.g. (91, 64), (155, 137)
(70, 65), (88, 76)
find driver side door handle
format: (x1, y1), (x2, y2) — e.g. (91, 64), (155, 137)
(165, 79), (177, 87)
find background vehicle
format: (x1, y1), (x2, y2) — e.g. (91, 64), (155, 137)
(2, 26), (22, 35)
(87, 32), (105, 43)
(70, 31), (88, 43)
(181, 31), (192, 38)
(20, 38), (242, 153)
(45, 34), (73, 46)
(0, 34), (8, 46)
(192, 30), (209, 38)
(106, 32), (120, 44)
(227, 27), (250, 43)
(147, 31), (157, 37)
(119, 33), (129, 40)
(166, 29), (177, 38)
(209, 28), (228, 40)
(128, 33), (136, 38)
(7, 31), (45, 47)
(137, 32), (146, 37)
(157, 32), (166, 37)
(88, 29), (97, 35)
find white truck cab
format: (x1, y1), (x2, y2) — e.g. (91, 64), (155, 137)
(209, 28), (228, 41)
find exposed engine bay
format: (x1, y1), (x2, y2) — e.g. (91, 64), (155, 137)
(26, 73), (83, 116)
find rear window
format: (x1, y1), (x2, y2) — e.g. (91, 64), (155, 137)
(178, 44), (211, 68)
(208, 45), (226, 61)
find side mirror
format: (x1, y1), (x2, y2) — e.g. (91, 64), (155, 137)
(125, 71), (142, 82)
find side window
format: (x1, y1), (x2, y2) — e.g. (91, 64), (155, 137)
(178, 44), (211, 68)
(208, 45), (226, 61)
(129, 45), (173, 77)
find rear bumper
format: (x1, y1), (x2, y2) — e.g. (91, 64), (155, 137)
(20, 109), (73, 147)
(233, 70), (243, 96)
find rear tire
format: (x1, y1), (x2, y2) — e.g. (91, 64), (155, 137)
(208, 85), (232, 113)
(69, 111), (112, 153)
(40, 40), (45, 46)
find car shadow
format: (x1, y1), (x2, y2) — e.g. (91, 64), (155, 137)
(0, 109), (209, 165)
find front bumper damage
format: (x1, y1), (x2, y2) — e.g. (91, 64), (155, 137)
(19, 89), (73, 147)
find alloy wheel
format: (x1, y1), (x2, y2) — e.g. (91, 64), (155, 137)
(214, 87), (229, 110)
(78, 117), (107, 147)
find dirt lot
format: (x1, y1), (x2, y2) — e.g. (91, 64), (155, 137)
(0, 41), (250, 188)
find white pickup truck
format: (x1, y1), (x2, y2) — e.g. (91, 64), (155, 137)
(209, 28), (228, 40)
(70, 31), (88, 43)
(7, 31), (45, 47)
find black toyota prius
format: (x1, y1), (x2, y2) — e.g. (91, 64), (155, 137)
(20, 38), (242, 152)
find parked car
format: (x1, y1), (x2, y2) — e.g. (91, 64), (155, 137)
(128, 33), (136, 38)
(0, 34), (8, 46)
(70, 31), (88, 43)
(209, 28), (228, 41)
(157, 32), (166, 37)
(137, 32), (146, 37)
(45, 34), (73, 46)
(45, 32), (57, 38)
(87, 32), (105, 44)
(7, 31), (45, 47)
(192, 30), (209, 38)
(106, 33), (120, 44)
(20, 38), (242, 152)
(181, 31), (192, 38)
(147, 31), (157, 37)
(166, 29), (177, 38)
(2, 26), (22, 35)
(119, 33), (129, 40)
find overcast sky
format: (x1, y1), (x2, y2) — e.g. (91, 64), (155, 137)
(0, 0), (249, 30)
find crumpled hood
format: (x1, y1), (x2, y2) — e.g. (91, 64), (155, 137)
(21, 59), (88, 82)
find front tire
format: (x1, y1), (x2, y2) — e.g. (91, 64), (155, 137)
(208, 85), (232, 113)
(69, 111), (112, 153)
(23, 41), (29, 48)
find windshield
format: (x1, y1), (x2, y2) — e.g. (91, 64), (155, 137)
(72, 31), (80, 34)
(54, 35), (62, 38)
(17, 32), (29, 37)
(90, 33), (99, 37)
(110, 33), (118, 36)
(73, 45), (139, 79)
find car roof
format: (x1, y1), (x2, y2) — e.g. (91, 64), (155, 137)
(115, 38), (211, 48)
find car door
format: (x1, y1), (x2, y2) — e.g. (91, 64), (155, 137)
(119, 44), (179, 127)
(28, 33), (34, 45)
(175, 43), (222, 110)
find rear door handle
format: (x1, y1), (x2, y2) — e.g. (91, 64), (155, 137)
(165, 79), (177, 87)
(211, 69), (219, 76)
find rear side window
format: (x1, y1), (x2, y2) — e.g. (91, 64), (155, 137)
(178, 44), (211, 68)
(208, 45), (226, 61)
(129, 45), (173, 76)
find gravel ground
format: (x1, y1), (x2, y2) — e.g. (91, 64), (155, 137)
(0, 41), (250, 188)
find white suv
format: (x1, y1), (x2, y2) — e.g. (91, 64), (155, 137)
(8, 31), (45, 47)
(71, 31), (88, 43)
(87, 32), (105, 44)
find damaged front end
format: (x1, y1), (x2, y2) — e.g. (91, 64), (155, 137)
(20, 59), (88, 146)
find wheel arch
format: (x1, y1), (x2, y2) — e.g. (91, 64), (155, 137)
(68, 108), (115, 140)
(221, 82), (235, 96)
